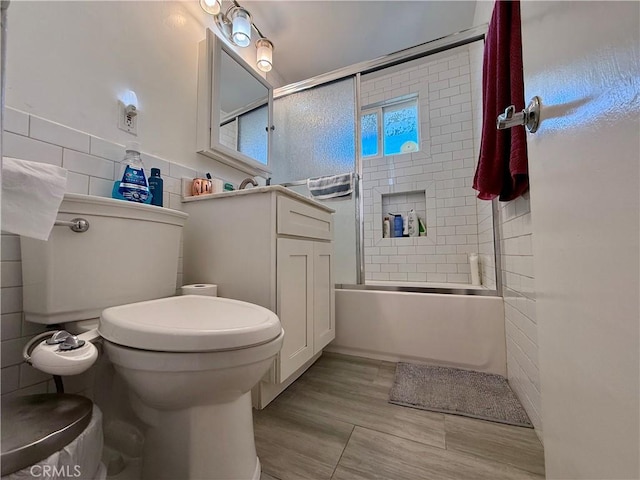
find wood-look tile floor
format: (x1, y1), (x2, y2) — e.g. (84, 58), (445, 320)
(255, 353), (545, 480)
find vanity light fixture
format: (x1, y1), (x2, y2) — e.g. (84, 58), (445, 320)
(201, 0), (275, 72)
(255, 38), (274, 72)
(228, 5), (252, 47)
(199, 0), (221, 15)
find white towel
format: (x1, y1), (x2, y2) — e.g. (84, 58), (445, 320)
(307, 172), (353, 200)
(2, 157), (68, 240)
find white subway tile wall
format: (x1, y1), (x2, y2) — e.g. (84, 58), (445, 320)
(467, 40), (541, 436)
(219, 119), (237, 151)
(361, 47), (480, 283)
(499, 193), (541, 435)
(468, 40), (541, 436)
(469, 42), (497, 290)
(1, 107), (194, 397)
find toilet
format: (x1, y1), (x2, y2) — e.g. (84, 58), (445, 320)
(100, 295), (283, 480)
(21, 193), (284, 480)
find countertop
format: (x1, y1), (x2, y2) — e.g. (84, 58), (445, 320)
(181, 185), (335, 213)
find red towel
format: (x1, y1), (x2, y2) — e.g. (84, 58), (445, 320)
(473, 0), (529, 201)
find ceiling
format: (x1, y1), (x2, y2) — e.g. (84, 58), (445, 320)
(242, 1), (478, 85)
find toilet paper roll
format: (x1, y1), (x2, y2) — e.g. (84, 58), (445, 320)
(179, 284), (218, 297)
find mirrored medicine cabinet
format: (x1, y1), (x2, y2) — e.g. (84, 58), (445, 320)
(196, 29), (273, 177)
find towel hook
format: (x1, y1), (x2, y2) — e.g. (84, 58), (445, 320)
(496, 96), (541, 133)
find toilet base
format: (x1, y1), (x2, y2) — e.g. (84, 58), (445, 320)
(141, 392), (260, 480)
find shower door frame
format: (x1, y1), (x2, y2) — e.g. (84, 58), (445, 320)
(274, 24), (502, 297)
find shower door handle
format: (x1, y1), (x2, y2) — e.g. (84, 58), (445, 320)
(496, 96), (541, 133)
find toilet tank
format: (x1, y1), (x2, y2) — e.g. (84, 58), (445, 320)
(21, 194), (189, 325)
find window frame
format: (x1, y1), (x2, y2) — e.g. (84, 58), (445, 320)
(360, 95), (420, 160)
(360, 107), (383, 159)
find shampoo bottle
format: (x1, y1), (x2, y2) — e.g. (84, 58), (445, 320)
(393, 215), (403, 238)
(112, 142), (151, 204)
(408, 209), (419, 237)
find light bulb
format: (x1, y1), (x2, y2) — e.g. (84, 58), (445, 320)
(199, 0), (221, 15)
(256, 38), (273, 72)
(230, 7), (251, 47)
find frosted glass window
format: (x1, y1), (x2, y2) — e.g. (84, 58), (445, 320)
(361, 113), (379, 157)
(238, 105), (268, 165)
(383, 101), (419, 155)
(360, 97), (419, 158)
(272, 78), (356, 183)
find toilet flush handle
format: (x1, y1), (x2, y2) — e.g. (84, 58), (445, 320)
(58, 335), (86, 351)
(46, 330), (72, 345)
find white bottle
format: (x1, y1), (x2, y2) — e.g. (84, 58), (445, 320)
(383, 217), (391, 238)
(408, 209), (419, 237)
(469, 253), (481, 286)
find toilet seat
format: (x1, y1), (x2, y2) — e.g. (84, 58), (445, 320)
(99, 295), (281, 352)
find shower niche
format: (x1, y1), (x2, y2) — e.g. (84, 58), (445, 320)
(372, 182), (436, 246)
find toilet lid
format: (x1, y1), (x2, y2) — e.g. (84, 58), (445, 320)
(98, 295), (282, 352)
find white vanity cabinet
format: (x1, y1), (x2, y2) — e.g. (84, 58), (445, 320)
(182, 186), (335, 407)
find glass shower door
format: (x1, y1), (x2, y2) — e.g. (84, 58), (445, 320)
(271, 78), (357, 284)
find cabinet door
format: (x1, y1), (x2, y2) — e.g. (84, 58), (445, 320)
(276, 238), (314, 381)
(313, 242), (335, 353)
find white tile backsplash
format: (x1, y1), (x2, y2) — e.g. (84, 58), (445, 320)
(30, 116), (90, 153)
(88, 176), (114, 197)
(4, 108), (29, 136)
(0, 313), (23, 341)
(1, 234), (21, 262)
(1, 262), (22, 288)
(63, 149), (114, 179)
(66, 171), (90, 194)
(1, 287), (23, 315)
(89, 136), (124, 162)
(3, 131), (63, 166)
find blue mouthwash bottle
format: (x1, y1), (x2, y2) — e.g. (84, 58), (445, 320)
(112, 141), (151, 204)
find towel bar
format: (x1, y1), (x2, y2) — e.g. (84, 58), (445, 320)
(278, 173), (360, 189)
(497, 96), (541, 133)
(55, 218), (90, 233)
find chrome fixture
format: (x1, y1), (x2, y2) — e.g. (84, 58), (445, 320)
(55, 217), (90, 233)
(239, 178), (258, 189)
(46, 330), (73, 345)
(497, 96), (541, 133)
(200, 0), (274, 72)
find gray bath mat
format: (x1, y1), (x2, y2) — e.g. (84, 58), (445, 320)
(389, 363), (532, 428)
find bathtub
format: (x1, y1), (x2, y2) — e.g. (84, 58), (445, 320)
(327, 289), (506, 376)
